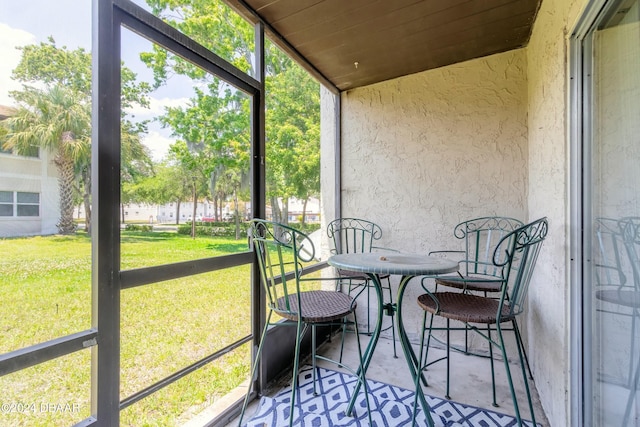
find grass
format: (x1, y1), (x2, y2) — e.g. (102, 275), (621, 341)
(0, 231), (262, 427)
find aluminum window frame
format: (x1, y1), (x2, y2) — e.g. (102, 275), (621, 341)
(570, 0), (624, 425)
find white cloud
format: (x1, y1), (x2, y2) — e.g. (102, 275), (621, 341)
(126, 96), (191, 118)
(0, 23), (36, 107)
(142, 130), (175, 161)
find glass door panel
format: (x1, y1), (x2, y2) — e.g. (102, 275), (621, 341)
(591, 2), (640, 425)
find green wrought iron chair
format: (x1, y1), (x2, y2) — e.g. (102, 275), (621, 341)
(594, 217), (640, 425)
(327, 217), (398, 358)
(414, 217), (548, 427)
(238, 219), (371, 427)
(424, 216), (534, 406)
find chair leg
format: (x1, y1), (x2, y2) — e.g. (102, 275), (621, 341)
(622, 345), (640, 427)
(238, 312), (273, 427)
(495, 322), (524, 426)
(487, 324), (498, 407)
(421, 312), (435, 387)
(511, 320), (537, 426)
(622, 309), (640, 426)
(312, 324), (318, 396)
(497, 320), (538, 427)
(287, 320), (305, 427)
(339, 278), (358, 363)
(339, 316), (347, 363)
(446, 318), (451, 400)
(366, 280), (372, 335)
(513, 319), (534, 380)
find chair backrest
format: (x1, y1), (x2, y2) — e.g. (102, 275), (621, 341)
(453, 216), (524, 278)
(619, 217), (640, 291)
(594, 217), (629, 289)
(493, 217), (548, 318)
(249, 219), (315, 317)
(327, 218), (383, 255)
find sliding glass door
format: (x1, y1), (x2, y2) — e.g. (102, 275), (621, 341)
(579, 1), (640, 425)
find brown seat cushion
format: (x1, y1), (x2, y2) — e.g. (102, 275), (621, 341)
(276, 290), (356, 323)
(417, 292), (513, 324)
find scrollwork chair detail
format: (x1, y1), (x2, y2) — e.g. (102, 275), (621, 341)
(327, 217), (398, 358)
(415, 217), (548, 427)
(238, 219), (371, 427)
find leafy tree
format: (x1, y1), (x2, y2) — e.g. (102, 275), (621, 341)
(128, 159), (194, 225)
(120, 120), (154, 223)
(1, 38), (152, 233)
(2, 85), (90, 234)
(139, 0), (321, 228)
(158, 83), (250, 225)
(264, 53), (320, 224)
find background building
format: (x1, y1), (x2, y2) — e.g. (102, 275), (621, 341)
(0, 105), (59, 238)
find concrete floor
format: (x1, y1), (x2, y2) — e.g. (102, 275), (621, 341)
(216, 330), (549, 427)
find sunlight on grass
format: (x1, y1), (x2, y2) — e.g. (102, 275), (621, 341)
(0, 231), (256, 426)
(0, 349), (91, 427)
(120, 231), (250, 269)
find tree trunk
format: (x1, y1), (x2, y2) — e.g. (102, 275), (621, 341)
(282, 199), (289, 226)
(191, 183), (197, 239)
(301, 198), (308, 227)
(82, 166), (91, 233)
(54, 153), (77, 234)
(270, 195), (281, 223)
(234, 189), (240, 240)
(176, 201), (181, 225)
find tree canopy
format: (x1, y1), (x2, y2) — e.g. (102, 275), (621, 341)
(1, 38), (152, 233)
(139, 0), (321, 226)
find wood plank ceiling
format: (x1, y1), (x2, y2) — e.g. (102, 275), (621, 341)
(227, 0), (542, 92)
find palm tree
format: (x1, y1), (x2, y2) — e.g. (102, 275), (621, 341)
(2, 85), (91, 234)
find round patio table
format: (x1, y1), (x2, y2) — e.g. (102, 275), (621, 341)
(328, 252), (459, 426)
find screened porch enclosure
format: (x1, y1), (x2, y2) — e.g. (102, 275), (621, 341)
(1, 0), (638, 426)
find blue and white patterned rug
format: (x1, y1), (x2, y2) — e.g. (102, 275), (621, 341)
(243, 366), (537, 426)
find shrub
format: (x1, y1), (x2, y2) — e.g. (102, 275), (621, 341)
(177, 222), (247, 237)
(125, 224), (153, 232)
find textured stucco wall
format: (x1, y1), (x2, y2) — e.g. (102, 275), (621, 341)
(320, 1), (597, 425)
(336, 50), (528, 344)
(526, 0), (585, 425)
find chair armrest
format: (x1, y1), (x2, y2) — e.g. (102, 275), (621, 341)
(419, 277), (441, 313)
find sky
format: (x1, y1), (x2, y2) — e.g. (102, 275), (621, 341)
(0, 0), (187, 161)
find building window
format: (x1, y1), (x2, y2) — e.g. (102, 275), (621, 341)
(0, 191), (40, 217)
(0, 191), (12, 216)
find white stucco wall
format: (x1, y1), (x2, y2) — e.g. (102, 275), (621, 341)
(0, 149), (59, 237)
(334, 48), (528, 335)
(338, 49), (529, 253)
(526, 0), (586, 425)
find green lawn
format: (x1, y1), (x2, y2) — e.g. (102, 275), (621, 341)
(0, 231), (257, 427)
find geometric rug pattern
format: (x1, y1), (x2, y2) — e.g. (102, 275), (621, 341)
(243, 366), (538, 426)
